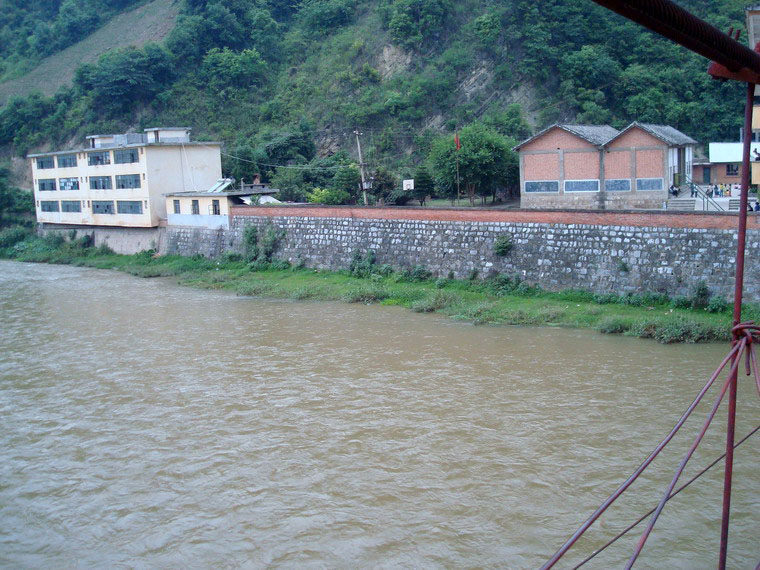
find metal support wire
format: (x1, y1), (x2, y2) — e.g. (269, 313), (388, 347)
(572, 425), (760, 568)
(540, 342), (744, 569)
(543, 331), (760, 568)
(626, 340), (748, 567)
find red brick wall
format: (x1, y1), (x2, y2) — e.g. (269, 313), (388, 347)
(605, 150), (632, 179)
(231, 205), (760, 230)
(713, 163), (743, 185)
(564, 151), (600, 179)
(524, 153), (559, 180)
(636, 149), (665, 178)
(607, 128), (663, 148)
(520, 128), (595, 151)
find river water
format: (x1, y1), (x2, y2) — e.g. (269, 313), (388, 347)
(0, 260), (757, 568)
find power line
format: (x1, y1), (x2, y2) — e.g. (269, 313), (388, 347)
(217, 149), (344, 171)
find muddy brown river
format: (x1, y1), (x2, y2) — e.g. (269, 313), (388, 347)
(0, 260), (757, 568)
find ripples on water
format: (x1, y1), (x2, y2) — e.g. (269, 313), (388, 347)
(0, 261), (757, 568)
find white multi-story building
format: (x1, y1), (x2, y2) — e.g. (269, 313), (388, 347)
(28, 128), (222, 228)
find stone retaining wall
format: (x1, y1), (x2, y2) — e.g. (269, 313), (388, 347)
(162, 206), (760, 302)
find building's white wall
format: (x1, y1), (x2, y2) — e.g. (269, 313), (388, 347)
(31, 143), (221, 228)
(167, 214), (229, 229)
(145, 145), (222, 223)
(686, 146), (693, 180)
(32, 147), (152, 227)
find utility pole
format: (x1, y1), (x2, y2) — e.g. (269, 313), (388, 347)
(354, 129), (368, 206)
(455, 128), (461, 206)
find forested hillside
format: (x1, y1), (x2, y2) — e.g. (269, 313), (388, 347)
(0, 0), (751, 202)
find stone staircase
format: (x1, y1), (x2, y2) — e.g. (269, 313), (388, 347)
(667, 198), (697, 211)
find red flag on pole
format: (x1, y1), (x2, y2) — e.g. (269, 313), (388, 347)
(454, 132), (461, 151)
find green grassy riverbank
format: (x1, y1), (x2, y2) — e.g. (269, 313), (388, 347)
(2, 228), (755, 344)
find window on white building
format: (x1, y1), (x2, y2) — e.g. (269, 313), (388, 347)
(59, 177), (79, 191)
(115, 174), (141, 189)
(116, 201), (143, 214)
(90, 176), (112, 190)
(114, 148), (139, 164)
(88, 151), (111, 166)
(92, 201), (115, 214)
(38, 179), (57, 191)
(57, 154), (77, 168)
(61, 200), (81, 213)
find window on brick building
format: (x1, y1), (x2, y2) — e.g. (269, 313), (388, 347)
(524, 181), (559, 193)
(726, 164), (739, 176)
(636, 178), (664, 191)
(605, 179), (631, 192)
(173, 200), (180, 214)
(191, 200), (200, 215)
(565, 179), (600, 192)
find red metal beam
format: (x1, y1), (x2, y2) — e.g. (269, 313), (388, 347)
(591, 0), (760, 83)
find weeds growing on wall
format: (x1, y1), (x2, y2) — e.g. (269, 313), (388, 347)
(493, 234), (513, 256)
(243, 223), (286, 267)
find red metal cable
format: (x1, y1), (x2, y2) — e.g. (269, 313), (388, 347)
(625, 341), (747, 566)
(590, 0), (760, 77)
(539, 341), (743, 569)
(750, 344), (760, 397)
(572, 425), (760, 569)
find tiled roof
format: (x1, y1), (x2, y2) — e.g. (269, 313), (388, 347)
(513, 124), (620, 150)
(514, 122), (697, 151)
(638, 123), (698, 145)
(560, 124), (620, 146)
(613, 122), (698, 146)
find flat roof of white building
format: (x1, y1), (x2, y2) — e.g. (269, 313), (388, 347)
(28, 141), (221, 158)
(708, 141), (760, 163)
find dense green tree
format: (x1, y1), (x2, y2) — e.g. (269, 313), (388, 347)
(386, 0), (453, 48)
(0, 166), (34, 224)
(223, 140), (260, 185)
(412, 167), (434, 205)
(299, 0), (357, 33)
(203, 48), (266, 91)
(368, 167), (398, 204)
(331, 165), (362, 202)
(270, 168), (308, 202)
(74, 44), (173, 115)
(428, 123), (517, 205)
(481, 104), (531, 141)
(307, 186), (351, 204)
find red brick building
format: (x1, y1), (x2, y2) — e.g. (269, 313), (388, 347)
(516, 122), (697, 210)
